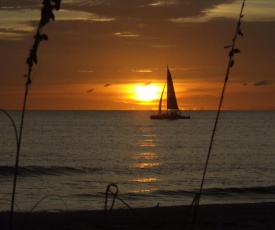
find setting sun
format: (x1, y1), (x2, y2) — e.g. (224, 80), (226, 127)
(134, 85), (161, 101)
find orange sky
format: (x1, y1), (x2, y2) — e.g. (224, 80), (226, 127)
(0, 0), (275, 110)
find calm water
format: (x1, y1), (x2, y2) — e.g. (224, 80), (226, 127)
(0, 110), (274, 212)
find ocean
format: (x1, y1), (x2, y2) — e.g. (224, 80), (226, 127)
(0, 110), (274, 212)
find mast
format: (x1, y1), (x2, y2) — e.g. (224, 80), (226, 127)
(158, 83), (166, 114)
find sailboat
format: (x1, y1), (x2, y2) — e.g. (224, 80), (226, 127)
(150, 67), (190, 120)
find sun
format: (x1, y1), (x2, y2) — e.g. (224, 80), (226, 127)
(134, 85), (160, 101)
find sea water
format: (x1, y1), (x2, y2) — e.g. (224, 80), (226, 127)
(0, 110), (274, 212)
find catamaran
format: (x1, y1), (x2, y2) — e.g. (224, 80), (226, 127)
(150, 67), (190, 120)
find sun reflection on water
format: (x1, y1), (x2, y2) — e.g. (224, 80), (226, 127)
(131, 162), (161, 169)
(137, 139), (156, 147)
(132, 152), (157, 160)
(129, 126), (162, 187)
(129, 188), (157, 193)
(130, 178), (160, 183)
(131, 152), (161, 168)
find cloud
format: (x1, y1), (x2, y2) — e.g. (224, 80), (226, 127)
(58, 10), (116, 22)
(114, 32), (140, 38)
(151, 44), (171, 49)
(79, 70), (94, 73)
(170, 0), (275, 23)
(144, 81), (152, 85)
(0, 28), (29, 40)
(62, 0), (225, 22)
(147, 0), (180, 7)
(132, 69), (153, 73)
(0, 9), (40, 39)
(87, 88), (94, 93)
(104, 83), (111, 87)
(254, 80), (270, 86)
(0, 8), (116, 39)
(0, 1), (39, 10)
(170, 15), (209, 23)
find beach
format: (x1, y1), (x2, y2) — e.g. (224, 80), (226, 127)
(1, 202), (275, 230)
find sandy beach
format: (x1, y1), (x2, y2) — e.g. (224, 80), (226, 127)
(1, 202), (274, 230)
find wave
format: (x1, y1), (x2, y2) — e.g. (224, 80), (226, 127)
(0, 165), (103, 177)
(202, 186), (275, 195)
(120, 186), (275, 198)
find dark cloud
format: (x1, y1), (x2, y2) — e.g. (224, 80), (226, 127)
(0, 0), (40, 10)
(62, 0), (232, 20)
(254, 80), (270, 86)
(104, 83), (111, 87)
(144, 81), (151, 85)
(87, 88), (95, 93)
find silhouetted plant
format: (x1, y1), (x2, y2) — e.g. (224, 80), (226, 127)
(9, 1), (61, 229)
(0, 109), (19, 147)
(188, 1), (246, 229)
(21, 195), (67, 229)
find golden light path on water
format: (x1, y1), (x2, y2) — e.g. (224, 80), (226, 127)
(131, 152), (161, 169)
(129, 135), (162, 192)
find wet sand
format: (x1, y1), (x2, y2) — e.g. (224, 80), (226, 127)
(1, 202), (275, 229)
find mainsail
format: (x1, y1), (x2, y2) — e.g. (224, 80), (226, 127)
(167, 67), (179, 110)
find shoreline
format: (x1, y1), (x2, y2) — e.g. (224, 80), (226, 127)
(1, 202), (275, 229)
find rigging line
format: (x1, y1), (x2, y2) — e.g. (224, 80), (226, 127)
(190, 1), (246, 229)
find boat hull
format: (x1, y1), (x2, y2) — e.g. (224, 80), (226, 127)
(150, 113), (190, 120)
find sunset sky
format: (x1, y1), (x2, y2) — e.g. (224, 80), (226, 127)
(0, 0), (274, 110)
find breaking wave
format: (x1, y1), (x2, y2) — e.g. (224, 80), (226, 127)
(0, 165), (103, 177)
